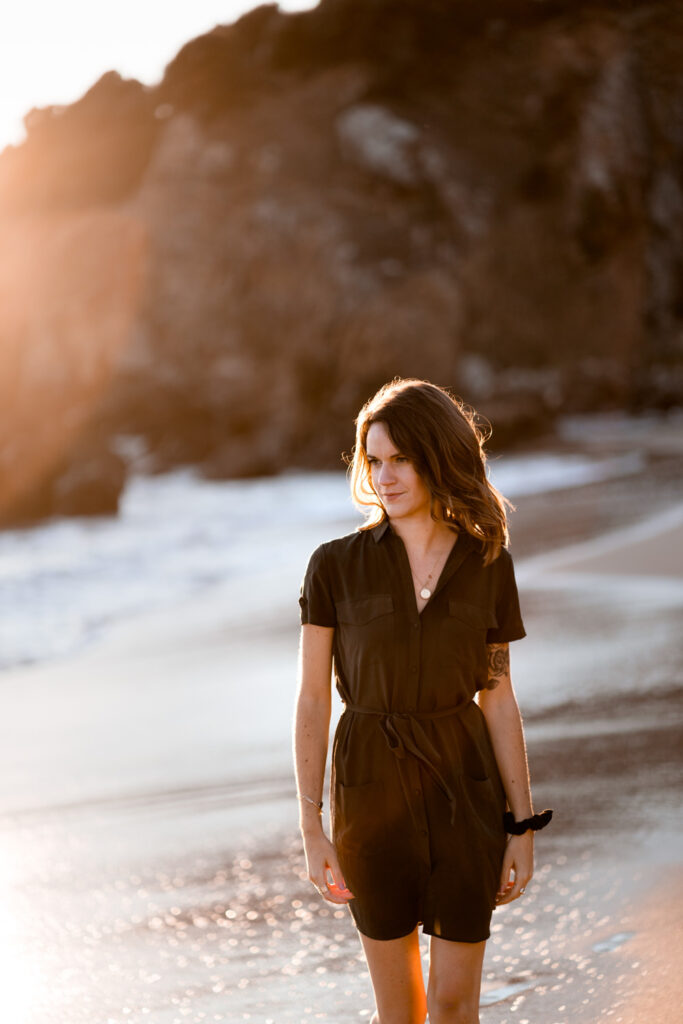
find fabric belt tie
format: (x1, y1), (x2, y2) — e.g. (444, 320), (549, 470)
(343, 702), (475, 826)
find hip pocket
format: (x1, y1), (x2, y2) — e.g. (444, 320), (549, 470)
(333, 780), (392, 855)
(461, 775), (506, 845)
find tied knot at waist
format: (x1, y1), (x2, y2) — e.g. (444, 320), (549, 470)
(343, 701), (469, 722)
(342, 701), (478, 825)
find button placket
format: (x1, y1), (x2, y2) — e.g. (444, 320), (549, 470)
(384, 527), (476, 870)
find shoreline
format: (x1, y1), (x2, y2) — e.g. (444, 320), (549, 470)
(2, 407), (681, 678)
(0, 418), (681, 1022)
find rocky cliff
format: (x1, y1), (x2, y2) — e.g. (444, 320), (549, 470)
(1, 0), (682, 522)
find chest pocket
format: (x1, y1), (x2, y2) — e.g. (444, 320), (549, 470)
(335, 594), (394, 624)
(447, 599), (497, 631)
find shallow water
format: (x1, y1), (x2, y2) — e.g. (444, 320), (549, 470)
(0, 448), (643, 672)
(0, 430), (680, 1021)
(1, 569), (680, 1022)
(1, 795), (675, 1024)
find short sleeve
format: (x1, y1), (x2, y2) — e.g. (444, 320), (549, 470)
(299, 542), (337, 627)
(486, 550), (526, 643)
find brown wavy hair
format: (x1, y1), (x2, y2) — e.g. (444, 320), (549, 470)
(344, 377), (515, 566)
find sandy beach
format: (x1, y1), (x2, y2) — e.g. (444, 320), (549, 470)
(0, 414), (681, 1023)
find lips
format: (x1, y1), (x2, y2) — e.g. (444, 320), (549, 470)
(383, 493), (403, 499)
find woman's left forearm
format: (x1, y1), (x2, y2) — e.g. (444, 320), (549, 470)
(478, 680), (533, 820)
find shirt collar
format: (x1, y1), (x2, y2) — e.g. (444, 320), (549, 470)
(371, 517), (391, 542)
(370, 516), (472, 550)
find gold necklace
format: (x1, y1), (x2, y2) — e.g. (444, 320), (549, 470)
(410, 536), (456, 599)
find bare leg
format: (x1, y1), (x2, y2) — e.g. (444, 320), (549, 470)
(426, 935), (486, 1024)
(359, 927), (427, 1024)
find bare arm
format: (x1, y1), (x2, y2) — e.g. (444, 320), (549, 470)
(293, 623), (353, 904)
(478, 642), (534, 905)
(293, 623), (334, 834)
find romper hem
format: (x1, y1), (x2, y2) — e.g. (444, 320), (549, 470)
(354, 920), (491, 944)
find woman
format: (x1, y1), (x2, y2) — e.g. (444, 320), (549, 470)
(293, 378), (551, 1024)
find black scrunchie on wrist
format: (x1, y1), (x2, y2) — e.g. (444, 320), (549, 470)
(503, 808), (553, 835)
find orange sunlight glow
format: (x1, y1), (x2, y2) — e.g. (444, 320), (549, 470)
(0, 211), (147, 519)
(0, 2), (317, 152)
(0, 1), (316, 520)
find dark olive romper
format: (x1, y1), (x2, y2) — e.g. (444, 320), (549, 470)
(298, 516), (526, 943)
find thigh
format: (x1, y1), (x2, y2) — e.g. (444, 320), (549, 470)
(359, 927), (427, 1024)
(427, 935), (486, 1019)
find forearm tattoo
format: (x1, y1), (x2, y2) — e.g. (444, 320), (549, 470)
(486, 643), (509, 690)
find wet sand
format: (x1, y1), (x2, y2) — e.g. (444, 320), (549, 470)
(482, 426), (683, 1023)
(609, 867), (683, 1023)
(0, 417), (681, 1023)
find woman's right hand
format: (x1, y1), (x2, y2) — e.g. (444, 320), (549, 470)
(303, 830), (355, 904)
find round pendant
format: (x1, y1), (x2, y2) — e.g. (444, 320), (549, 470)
(420, 587), (431, 599)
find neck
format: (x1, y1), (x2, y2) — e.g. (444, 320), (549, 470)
(388, 510), (458, 556)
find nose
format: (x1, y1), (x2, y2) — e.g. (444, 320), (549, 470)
(377, 463), (397, 486)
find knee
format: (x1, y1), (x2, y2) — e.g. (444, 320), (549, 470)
(427, 986), (479, 1024)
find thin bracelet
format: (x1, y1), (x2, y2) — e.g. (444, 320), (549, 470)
(298, 794), (323, 812)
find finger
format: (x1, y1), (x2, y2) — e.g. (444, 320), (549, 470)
(319, 880), (354, 905)
(496, 875), (514, 899)
(324, 867), (354, 903)
(504, 862), (534, 903)
(495, 886), (514, 906)
(495, 878), (519, 906)
(322, 886), (355, 904)
(497, 875), (531, 906)
(496, 852), (514, 900)
(309, 872), (353, 905)
(327, 860), (354, 900)
(309, 874), (325, 896)
(327, 855), (348, 892)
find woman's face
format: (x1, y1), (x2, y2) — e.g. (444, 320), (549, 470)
(366, 421), (433, 520)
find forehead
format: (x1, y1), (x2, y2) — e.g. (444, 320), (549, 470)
(366, 421), (399, 455)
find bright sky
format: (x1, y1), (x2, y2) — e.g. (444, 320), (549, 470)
(0, 1), (317, 152)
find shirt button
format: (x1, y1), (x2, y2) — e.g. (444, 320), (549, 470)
(414, 787), (421, 795)
(420, 829), (428, 837)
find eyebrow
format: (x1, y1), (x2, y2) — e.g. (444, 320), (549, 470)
(366, 451), (402, 459)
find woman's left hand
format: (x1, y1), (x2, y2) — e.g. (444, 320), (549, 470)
(495, 832), (534, 905)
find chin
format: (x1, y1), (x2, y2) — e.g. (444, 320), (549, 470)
(391, 503), (421, 518)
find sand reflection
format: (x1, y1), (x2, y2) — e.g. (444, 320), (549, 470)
(0, 839), (50, 1023)
(0, 428), (681, 1020)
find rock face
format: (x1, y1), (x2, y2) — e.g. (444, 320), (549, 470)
(0, 0), (682, 522)
(336, 104), (422, 186)
(0, 210), (147, 523)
